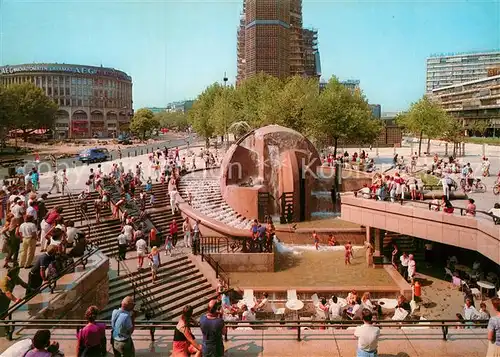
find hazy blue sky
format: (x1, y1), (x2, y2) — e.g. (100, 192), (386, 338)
(1, 0), (499, 112)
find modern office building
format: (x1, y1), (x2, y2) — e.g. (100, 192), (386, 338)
(370, 104), (382, 119)
(426, 50), (500, 92)
(432, 74), (500, 136)
(0, 63), (133, 138)
(236, 0), (320, 85)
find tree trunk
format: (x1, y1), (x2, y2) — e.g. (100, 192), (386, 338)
(205, 137), (210, 148)
(23, 130), (29, 143)
(453, 143), (457, 157)
(426, 137), (431, 155)
(143, 130), (146, 141)
(418, 131), (423, 156)
(333, 137), (338, 157)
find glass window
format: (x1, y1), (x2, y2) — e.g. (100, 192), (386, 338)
(54, 88), (58, 96)
(78, 99), (83, 106)
(77, 78), (81, 84)
(72, 78), (77, 85)
(48, 88), (52, 95)
(48, 77), (52, 83)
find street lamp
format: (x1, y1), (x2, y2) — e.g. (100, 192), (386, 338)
(223, 72), (229, 149)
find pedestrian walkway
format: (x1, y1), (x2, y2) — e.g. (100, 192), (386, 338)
(0, 327), (488, 356)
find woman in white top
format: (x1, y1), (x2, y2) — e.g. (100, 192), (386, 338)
(407, 254), (416, 283)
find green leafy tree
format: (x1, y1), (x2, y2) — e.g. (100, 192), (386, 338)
(156, 111), (189, 131)
(0, 86), (15, 148)
(130, 108), (160, 140)
(396, 96), (450, 156)
(442, 116), (465, 156)
(188, 83), (224, 147)
(306, 76), (378, 156)
(7, 82), (58, 142)
(211, 86), (238, 142)
(234, 73), (284, 128)
(470, 119), (490, 137)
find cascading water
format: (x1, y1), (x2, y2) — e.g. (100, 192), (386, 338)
(267, 145), (281, 215)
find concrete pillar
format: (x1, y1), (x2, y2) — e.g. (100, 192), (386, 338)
(373, 228), (381, 257)
(365, 226), (371, 243)
(445, 142), (448, 157)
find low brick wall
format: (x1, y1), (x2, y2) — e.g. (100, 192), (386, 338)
(30, 251), (110, 320)
(276, 228), (365, 245)
(209, 252), (274, 273)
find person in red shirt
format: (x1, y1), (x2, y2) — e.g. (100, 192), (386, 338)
(170, 219), (178, 247)
(466, 198), (476, 217)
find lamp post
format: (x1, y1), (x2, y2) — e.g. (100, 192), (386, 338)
(223, 72), (229, 149)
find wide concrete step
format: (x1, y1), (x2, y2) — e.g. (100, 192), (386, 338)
(106, 266), (205, 310)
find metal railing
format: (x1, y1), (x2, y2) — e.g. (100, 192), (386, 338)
(200, 245), (230, 289)
(0, 318), (489, 342)
(353, 190), (500, 226)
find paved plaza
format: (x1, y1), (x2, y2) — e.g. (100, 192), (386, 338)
(0, 327), (490, 356)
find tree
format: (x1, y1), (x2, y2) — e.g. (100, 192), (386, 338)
(470, 119), (490, 137)
(0, 86), (15, 148)
(396, 96), (449, 156)
(442, 116), (464, 156)
(130, 108), (160, 140)
(188, 83), (223, 147)
(211, 86), (238, 141)
(156, 111), (189, 131)
(306, 76), (378, 156)
(7, 82), (58, 142)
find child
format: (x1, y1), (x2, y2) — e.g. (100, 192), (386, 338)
(145, 178), (153, 192)
(312, 230), (319, 250)
(345, 241), (352, 265)
(164, 234), (173, 257)
(328, 233), (337, 246)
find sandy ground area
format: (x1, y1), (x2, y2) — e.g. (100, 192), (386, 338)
(4, 132), (186, 157)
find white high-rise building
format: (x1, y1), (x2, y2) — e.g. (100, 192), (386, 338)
(426, 50), (500, 92)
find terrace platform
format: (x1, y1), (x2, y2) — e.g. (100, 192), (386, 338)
(0, 327), (488, 356)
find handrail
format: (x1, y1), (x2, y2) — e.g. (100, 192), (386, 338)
(200, 245), (230, 289)
(0, 318), (489, 342)
(353, 190), (500, 225)
(0, 187), (100, 321)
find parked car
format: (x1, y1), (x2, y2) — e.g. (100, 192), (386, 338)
(78, 148), (111, 163)
(117, 134), (132, 145)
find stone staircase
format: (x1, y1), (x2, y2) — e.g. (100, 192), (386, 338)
(383, 234), (425, 262)
(177, 171), (253, 230)
(135, 183), (185, 239)
(44, 192), (122, 257)
(101, 255), (217, 320)
(45, 190), (217, 321)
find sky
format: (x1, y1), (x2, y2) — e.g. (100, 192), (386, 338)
(0, 0), (499, 112)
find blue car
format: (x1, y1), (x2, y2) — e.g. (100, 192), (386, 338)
(78, 148), (111, 163)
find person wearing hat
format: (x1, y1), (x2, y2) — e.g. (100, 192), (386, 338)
(0, 266), (28, 315)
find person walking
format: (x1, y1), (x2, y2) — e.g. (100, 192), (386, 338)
(135, 235), (147, 270)
(117, 233), (129, 261)
(0, 266), (28, 315)
(169, 186), (178, 215)
(48, 171), (61, 194)
(486, 297), (500, 357)
(183, 217), (191, 248)
(354, 309), (380, 357)
(18, 215), (38, 268)
(172, 305), (202, 357)
(76, 305), (106, 357)
(192, 219), (201, 254)
(170, 219), (178, 247)
(200, 300), (226, 357)
(148, 246), (161, 282)
(26, 245), (57, 295)
(111, 296), (136, 357)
